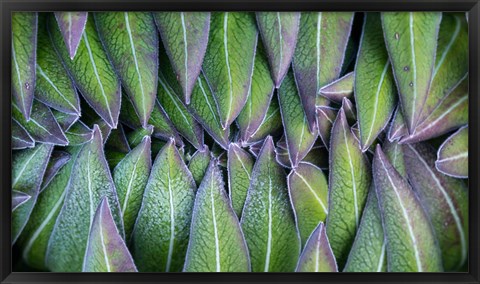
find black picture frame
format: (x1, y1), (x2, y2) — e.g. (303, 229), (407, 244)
(1, 0), (479, 283)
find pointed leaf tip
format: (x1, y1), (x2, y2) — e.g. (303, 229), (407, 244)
(296, 222), (337, 272)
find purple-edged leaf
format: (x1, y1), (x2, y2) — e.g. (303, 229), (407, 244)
(355, 13), (397, 152)
(13, 100), (68, 146)
(436, 125), (468, 178)
(344, 189), (386, 272)
(237, 43), (275, 143)
(188, 73), (230, 149)
(400, 77), (468, 144)
(184, 159), (250, 272)
(126, 125), (153, 149)
(12, 119), (34, 150)
(83, 198), (138, 272)
(54, 12), (88, 60)
(36, 15), (80, 115)
(188, 145), (211, 186)
(315, 106), (337, 150)
(154, 12), (210, 104)
(202, 12), (258, 129)
(319, 72), (354, 103)
(295, 222), (338, 272)
(95, 12), (158, 127)
(227, 143), (254, 218)
(387, 106), (408, 141)
(120, 94), (183, 146)
(373, 145), (442, 272)
(12, 12), (37, 121)
(381, 12), (442, 133)
(248, 139), (263, 157)
(113, 136), (151, 241)
(40, 150), (71, 191)
(12, 143), (53, 243)
(326, 108), (371, 268)
(418, 13), (468, 124)
(403, 143), (468, 271)
(52, 110), (79, 132)
(341, 97), (356, 124)
(17, 146), (81, 270)
(65, 120), (94, 146)
(240, 137), (300, 272)
(105, 124), (131, 154)
(12, 191), (31, 212)
(293, 12), (354, 131)
(288, 162), (328, 246)
(132, 139), (196, 272)
(383, 139), (406, 178)
(278, 70), (318, 167)
(256, 12), (300, 87)
(245, 95), (282, 145)
(46, 126), (124, 272)
(49, 14), (121, 128)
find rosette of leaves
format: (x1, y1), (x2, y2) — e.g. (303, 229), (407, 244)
(12, 11), (468, 273)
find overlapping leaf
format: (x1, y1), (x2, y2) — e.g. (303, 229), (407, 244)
(436, 126), (468, 178)
(227, 143), (254, 218)
(295, 223), (337, 272)
(54, 12), (88, 59)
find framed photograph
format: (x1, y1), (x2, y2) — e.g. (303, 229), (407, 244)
(1, 0), (479, 283)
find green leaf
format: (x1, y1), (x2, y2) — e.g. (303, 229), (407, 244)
(256, 12), (300, 86)
(64, 120), (94, 146)
(400, 77), (467, 144)
(18, 146), (81, 270)
(343, 189), (386, 272)
(355, 13), (397, 152)
(127, 125), (153, 149)
(295, 222), (337, 272)
(132, 139), (196, 272)
(383, 139), (407, 178)
(12, 143), (53, 243)
(35, 15), (80, 115)
(12, 191), (31, 212)
(293, 12), (354, 131)
(202, 12), (258, 128)
(83, 198), (138, 272)
(381, 12), (442, 133)
(188, 73), (230, 149)
(105, 124), (131, 154)
(418, 13), (468, 124)
(12, 12), (37, 120)
(184, 159), (250, 272)
(246, 95), (282, 144)
(40, 150), (71, 191)
(120, 93), (182, 145)
(387, 106), (408, 141)
(49, 14), (121, 128)
(46, 126), (124, 272)
(158, 72), (204, 149)
(52, 110), (79, 132)
(188, 145), (211, 186)
(12, 119), (34, 150)
(240, 137), (300, 272)
(278, 70), (318, 167)
(227, 143), (254, 218)
(319, 71), (354, 103)
(341, 97), (357, 124)
(436, 125), (468, 178)
(54, 12), (88, 59)
(113, 136), (151, 241)
(288, 162), (328, 246)
(154, 12), (210, 104)
(403, 143), (468, 271)
(95, 12), (158, 127)
(236, 44), (275, 143)
(326, 108), (371, 268)
(315, 106), (337, 150)
(13, 100), (68, 146)
(373, 145), (443, 272)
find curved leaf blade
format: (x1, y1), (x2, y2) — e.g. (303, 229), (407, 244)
(83, 198), (138, 272)
(54, 12), (88, 59)
(95, 12), (158, 127)
(256, 12), (300, 87)
(184, 160), (250, 272)
(381, 12), (442, 133)
(202, 12), (258, 128)
(155, 12), (210, 104)
(315, 106), (337, 150)
(12, 119), (35, 150)
(240, 137), (300, 272)
(436, 125), (468, 178)
(188, 145), (211, 186)
(295, 222), (337, 272)
(132, 139), (196, 272)
(373, 145), (443, 272)
(319, 71), (354, 103)
(12, 191), (31, 212)
(246, 95), (282, 145)
(228, 143), (254, 218)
